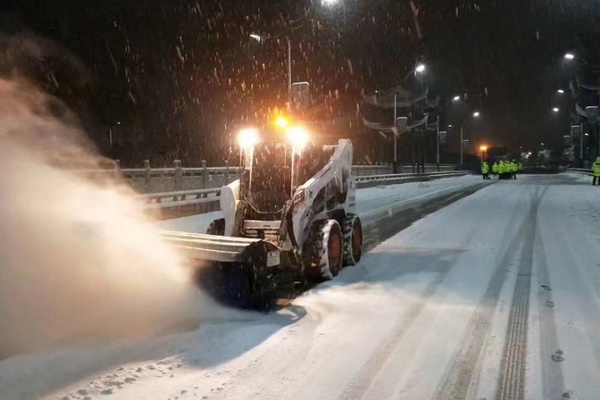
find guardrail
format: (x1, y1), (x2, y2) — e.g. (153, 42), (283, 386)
(140, 188), (221, 204)
(566, 168), (593, 176)
(86, 161), (456, 194)
(355, 171), (466, 188)
(145, 171), (467, 219)
(141, 188), (222, 219)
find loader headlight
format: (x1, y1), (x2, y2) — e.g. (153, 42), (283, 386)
(237, 128), (260, 149)
(286, 127), (309, 150)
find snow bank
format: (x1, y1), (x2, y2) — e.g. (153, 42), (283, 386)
(0, 78), (217, 356)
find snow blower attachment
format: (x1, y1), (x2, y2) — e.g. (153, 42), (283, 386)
(164, 126), (363, 309)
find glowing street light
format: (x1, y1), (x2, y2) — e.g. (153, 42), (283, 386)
(479, 145), (488, 163)
(415, 64), (426, 73)
(453, 95), (460, 102)
(552, 107), (559, 112)
(322, 0), (340, 4)
(564, 53), (575, 60)
(557, 89), (564, 94)
(473, 111), (480, 118)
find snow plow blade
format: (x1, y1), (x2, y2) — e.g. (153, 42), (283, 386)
(161, 231), (282, 309)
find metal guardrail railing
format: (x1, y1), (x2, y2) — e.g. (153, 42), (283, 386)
(566, 168), (593, 176)
(143, 171), (466, 209)
(140, 188), (221, 205)
(355, 171), (464, 183)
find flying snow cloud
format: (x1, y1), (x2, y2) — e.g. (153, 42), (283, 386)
(0, 75), (207, 356)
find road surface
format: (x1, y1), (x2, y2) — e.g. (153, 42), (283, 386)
(2, 173), (600, 400)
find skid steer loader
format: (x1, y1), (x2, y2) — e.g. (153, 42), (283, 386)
(162, 125), (363, 308)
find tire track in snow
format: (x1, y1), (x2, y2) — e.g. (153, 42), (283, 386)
(495, 187), (545, 400)
(431, 188), (536, 400)
(533, 222), (565, 400)
(337, 186), (489, 400)
(362, 184), (488, 253)
(337, 267), (450, 400)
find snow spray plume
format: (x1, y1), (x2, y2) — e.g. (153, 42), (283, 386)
(0, 49), (210, 356)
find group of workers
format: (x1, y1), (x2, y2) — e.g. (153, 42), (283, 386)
(481, 160), (522, 180)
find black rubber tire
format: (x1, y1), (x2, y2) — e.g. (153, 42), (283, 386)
(206, 218), (225, 235)
(342, 214), (363, 266)
(305, 219), (344, 281)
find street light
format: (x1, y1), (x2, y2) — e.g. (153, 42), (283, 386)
(564, 53), (575, 60)
(553, 107), (559, 112)
(480, 145), (488, 162)
(251, 33), (292, 108)
(460, 112), (480, 165)
(453, 95), (461, 102)
(557, 89), (565, 94)
(391, 62), (427, 173)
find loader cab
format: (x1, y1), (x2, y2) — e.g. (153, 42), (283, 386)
(237, 126), (326, 219)
(242, 141), (292, 216)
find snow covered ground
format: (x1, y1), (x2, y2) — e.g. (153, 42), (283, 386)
(3, 173), (600, 400)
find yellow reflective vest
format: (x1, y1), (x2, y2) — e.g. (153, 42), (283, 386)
(593, 157), (600, 177)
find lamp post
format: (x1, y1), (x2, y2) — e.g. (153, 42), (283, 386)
(391, 63), (426, 173)
(460, 111), (480, 165)
(564, 52), (600, 156)
(436, 119), (440, 170)
(480, 145), (488, 163)
(251, 34), (292, 109)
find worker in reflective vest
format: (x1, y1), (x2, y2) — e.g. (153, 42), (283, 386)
(592, 156), (600, 186)
(498, 160), (506, 179)
(492, 162), (499, 179)
(481, 161), (489, 180)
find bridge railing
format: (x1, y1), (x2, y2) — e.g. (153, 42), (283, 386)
(86, 160), (457, 194)
(566, 168), (593, 176)
(143, 170), (467, 219)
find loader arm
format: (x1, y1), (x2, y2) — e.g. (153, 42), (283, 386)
(289, 139), (355, 247)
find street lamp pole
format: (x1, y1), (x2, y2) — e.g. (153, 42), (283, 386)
(391, 63), (426, 173)
(393, 92), (398, 173)
(287, 36), (292, 110)
(460, 125), (464, 165)
(436, 117), (440, 171)
(251, 34), (293, 109)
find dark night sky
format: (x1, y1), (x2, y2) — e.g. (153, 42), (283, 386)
(1, 0), (599, 165)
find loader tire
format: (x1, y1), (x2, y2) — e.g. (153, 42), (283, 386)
(342, 214), (363, 266)
(305, 219), (343, 281)
(206, 218), (225, 235)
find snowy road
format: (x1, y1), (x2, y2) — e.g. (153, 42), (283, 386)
(3, 173), (600, 400)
